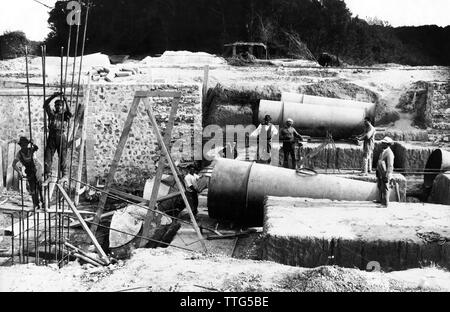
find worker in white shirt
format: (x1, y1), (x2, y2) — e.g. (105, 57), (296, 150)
(358, 117), (376, 175)
(184, 165), (200, 215)
(376, 137), (395, 207)
(250, 115), (278, 164)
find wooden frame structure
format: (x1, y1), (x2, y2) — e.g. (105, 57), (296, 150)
(90, 91), (207, 252)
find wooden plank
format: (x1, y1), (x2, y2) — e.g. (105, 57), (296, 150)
(202, 65), (209, 105)
(109, 188), (181, 205)
(84, 138), (96, 185)
(135, 91), (181, 98)
(6, 143), (15, 189)
(56, 184), (109, 264)
(74, 82), (91, 206)
(140, 96), (180, 248)
(90, 96), (141, 235)
(70, 211), (115, 228)
(1, 143), (7, 187)
(143, 98), (207, 252)
(0, 144), (3, 190)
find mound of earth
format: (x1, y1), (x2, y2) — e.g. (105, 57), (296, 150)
(1, 248), (449, 292)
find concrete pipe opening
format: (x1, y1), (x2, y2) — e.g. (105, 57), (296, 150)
(207, 159), (394, 227)
(424, 149), (450, 188)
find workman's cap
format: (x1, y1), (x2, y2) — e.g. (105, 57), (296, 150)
(381, 137), (394, 145)
(18, 137), (30, 145)
(286, 118), (294, 123)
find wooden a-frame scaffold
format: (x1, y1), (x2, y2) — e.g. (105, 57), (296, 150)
(90, 91), (207, 252)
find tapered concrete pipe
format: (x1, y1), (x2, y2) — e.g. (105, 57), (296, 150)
(208, 159), (395, 226)
(281, 92), (376, 118)
(258, 100), (366, 138)
(424, 149), (450, 188)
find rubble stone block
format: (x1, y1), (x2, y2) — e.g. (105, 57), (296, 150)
(262, 196), (450, 271)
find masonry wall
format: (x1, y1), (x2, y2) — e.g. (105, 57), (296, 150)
(0, 83), (202, 190)
(85, 83), (202, 189)
(430, 82), (450, 131)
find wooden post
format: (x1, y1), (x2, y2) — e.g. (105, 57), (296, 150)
(90, 96), (141, 234)
(6, 143), (15, 190)
(74, 82), (91, 206)
(0, 144), (3, 191)
(202, 65), (209, 106)
(143, 98), (207, 253)
(57, 183), (109, 264)
(139, 94), (181, 248)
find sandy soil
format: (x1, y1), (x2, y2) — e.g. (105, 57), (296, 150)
(1, 247), (449, 292)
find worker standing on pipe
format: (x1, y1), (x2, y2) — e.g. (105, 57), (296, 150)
(250, 115), (278, 164)
(375, 137), (395, 207)
(43, 92), (73, 185)
(184, 165), (201, 216)
(358, 117), (376, 175)
(280, 118), (303, 169)
(12, 137), (44, 210)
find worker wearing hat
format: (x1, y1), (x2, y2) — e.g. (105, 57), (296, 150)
(250, 114), (279, 164)
(183, 164), (200, 216)
(12, 137), (44, 210)
(280, 118), (303, 169)
(376, 137), (395, 207)
(357, 117), (376, 175)
(43, 92), (73, 185)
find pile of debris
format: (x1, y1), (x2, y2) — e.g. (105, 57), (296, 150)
(90, 65), (142, 82)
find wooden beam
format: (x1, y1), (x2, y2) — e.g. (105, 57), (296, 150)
(0, 144), (3, 191)
(108, 188), (181, 205)
(56, 184), (109, 264)
(143, 98), (207, 252)
(140, 95), (180, 248)
(90, 96), (141, 235)
(6, 143), (15, 189)
(74, 82), (91, 206)
(202, 65), (209, 106)
(135, 91), (181, 98)
(70, 211), (115, 228)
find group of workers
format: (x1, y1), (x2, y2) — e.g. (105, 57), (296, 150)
(251, 114), (395, 207)
(12, 91), (395, 212)
(12, 92), (72, 210)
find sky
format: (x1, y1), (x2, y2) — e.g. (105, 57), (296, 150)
(344, 0), (450, 27)
(0, 0), (449, 41)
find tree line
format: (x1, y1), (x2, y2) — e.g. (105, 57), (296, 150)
(10, 0), (450, 65)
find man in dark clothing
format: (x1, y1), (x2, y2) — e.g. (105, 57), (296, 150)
(376, 137), (395, 207)
(43, 92), (73, 184)
(280, 118), (303, 169)
(12, 137), (44, 210)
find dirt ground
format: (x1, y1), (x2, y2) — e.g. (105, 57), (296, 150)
(1, 247), (449, 292)
(1, 54), (449, 292)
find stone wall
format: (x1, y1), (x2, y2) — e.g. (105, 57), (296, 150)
(0, 83), (202, 189)
(85, 83), (202, 188)
(430, 82), (450, 131)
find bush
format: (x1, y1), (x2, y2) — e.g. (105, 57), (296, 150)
(0, 31), (29, 59)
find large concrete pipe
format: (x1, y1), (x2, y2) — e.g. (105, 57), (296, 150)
(207, 159), (396, 226)
(258, 100), (366, 138)
(281, 92), (376, 118)
(424, 149), (450, 188)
